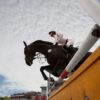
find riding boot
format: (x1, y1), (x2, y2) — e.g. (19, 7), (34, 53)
(63, 45), (68, 51)
(68, 45), (74, 52)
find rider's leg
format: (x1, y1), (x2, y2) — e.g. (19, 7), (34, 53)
(68, 45), (74, 52)
(63, 44), (74, 52)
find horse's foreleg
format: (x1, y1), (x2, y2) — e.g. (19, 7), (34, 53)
(40, 65), (50, 80)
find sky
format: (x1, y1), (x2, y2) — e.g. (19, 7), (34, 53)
(0, 0), (100, 96)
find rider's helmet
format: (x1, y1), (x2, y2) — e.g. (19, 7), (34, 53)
(49, 31), (56, 37)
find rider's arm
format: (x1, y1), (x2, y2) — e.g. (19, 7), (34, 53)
(53, 33), (63, 45)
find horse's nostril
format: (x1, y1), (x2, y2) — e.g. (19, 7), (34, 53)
(28, 62), (32, 66)
(28, 63), (31, 66)
(26, 61), (30, 66)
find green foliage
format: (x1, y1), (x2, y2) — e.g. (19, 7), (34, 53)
(0, 96), (11, 100)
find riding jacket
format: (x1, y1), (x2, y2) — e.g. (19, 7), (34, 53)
(53, 33), (74, 47)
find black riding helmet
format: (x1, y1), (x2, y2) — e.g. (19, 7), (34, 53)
(49, 31), (56, 36)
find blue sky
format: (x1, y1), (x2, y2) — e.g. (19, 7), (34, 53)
(0, 75), (6, 84)
(0, 74), (25, 96)
(96, 0), (100, 3)
(0, 0), (99, 96)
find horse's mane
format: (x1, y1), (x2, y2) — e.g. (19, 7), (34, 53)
(33, 40), (53, 45)
(30, 40), (78, 53)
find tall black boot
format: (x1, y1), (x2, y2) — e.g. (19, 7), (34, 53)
(68, 45), (74, 52)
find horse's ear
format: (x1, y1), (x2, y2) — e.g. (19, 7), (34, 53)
(23, 41), (27, 47)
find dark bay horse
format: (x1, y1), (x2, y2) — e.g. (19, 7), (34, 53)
(23, 40), (91, 80)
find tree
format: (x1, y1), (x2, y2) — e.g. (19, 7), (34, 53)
(0, 96), (11, 100)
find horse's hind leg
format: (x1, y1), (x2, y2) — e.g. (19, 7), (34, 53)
(40, 65), (51, 80)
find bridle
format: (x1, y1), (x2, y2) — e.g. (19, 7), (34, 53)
(35, 52), (47, 64)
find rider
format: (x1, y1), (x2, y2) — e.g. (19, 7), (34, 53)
(48, 31), (74, 51)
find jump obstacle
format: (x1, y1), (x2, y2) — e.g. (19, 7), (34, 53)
(49, 46), (100, 100)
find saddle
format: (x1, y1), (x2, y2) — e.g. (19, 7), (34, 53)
(62, 45), (74, 53)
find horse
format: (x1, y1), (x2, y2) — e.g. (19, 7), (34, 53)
(23, 40), (91, 81)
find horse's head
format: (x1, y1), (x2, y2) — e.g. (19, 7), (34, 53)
(23, 41), (35, 66)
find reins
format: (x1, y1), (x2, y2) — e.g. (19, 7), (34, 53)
(35, 52), (47, 64)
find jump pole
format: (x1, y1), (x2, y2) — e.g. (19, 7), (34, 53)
(46, 73), (51, 100)
(55, 24), (100, 84)
(46, 79), (49, 100)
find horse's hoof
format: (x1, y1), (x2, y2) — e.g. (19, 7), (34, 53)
(48, 77), (55, 82)
(54, 80), (64, 89)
